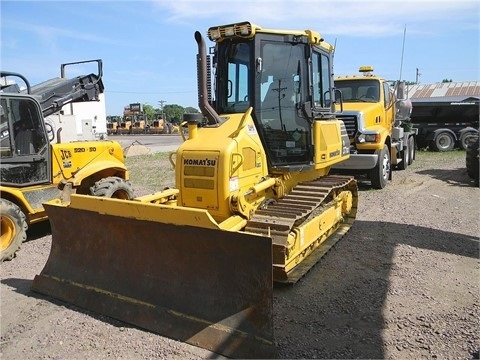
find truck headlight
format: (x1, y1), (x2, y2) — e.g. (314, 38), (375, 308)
(357, 133), (380, 143)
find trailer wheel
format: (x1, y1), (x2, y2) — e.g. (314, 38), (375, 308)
(408, 136), (415, 165)
(1, 199), (28, 262)
(431, 131), (455, 151)
(90, 176), (134, 199)
(370, 144), (390, 189)
(460, 131), (477, 151)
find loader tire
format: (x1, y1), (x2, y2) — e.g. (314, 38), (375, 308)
(90, 176), (134, 199)
(1, 199), (28, 262)
(466, 136), (479, 186)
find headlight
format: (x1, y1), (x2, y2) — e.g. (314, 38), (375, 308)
(357, 133), (380, 143)
(208, 22), (254, 42)
(208, 28), (221, 41)
(223, 26), (235, 37)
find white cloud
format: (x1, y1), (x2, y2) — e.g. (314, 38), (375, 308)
(153, 0), (479, 37)
(3, 19), (126, 47)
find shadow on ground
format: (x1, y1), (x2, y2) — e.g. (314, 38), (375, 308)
(273, 220), (478, 359)
(2, 220), (478, 359)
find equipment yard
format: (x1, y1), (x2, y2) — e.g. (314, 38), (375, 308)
(1, 150), (478, 359)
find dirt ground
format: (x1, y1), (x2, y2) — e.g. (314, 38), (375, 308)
(1, 150), (479, 359)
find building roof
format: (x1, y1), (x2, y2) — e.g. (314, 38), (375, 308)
(410, 96), (479, 105)
(407, 81), (480, 100)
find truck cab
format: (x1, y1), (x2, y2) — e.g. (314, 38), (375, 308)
(333, 66), (416, 188)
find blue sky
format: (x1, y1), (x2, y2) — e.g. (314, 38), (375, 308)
(1, 0), (479, 116)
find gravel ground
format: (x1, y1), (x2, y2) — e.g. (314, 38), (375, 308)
(1, 150), (479, 359)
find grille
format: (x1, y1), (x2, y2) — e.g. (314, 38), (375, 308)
(336, 115), (357, 137)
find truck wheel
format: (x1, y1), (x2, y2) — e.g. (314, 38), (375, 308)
(1, 199), (28, 262)
(431, 131), (455, 151)
(370, 144), (390, 189)
(90, 176), (134, 199)
(408, 136), (415, 165)
(460, 131), (477, 151)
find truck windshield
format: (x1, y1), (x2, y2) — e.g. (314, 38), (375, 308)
(335, 80), (380, 102)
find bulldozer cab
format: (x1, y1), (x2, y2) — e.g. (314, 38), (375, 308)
(0, 96), (50, 186)
(210, 24), (335, 169)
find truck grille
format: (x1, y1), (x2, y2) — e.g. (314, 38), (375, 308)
(336, 115), (357, 138)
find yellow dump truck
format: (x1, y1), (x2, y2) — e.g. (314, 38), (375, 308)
(0, 60), (133, 262)
(333, 66), (417, 188)
(32, 23), (358, 358)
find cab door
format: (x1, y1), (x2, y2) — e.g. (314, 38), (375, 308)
(383, 81), (395, 129)
(0, 96), (50, 186)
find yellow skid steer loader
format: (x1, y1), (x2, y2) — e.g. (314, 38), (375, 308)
(33, 22), (358, 358)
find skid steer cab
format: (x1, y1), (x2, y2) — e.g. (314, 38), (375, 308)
(32, 23), (358, 358)
(1, 64), (133, 262)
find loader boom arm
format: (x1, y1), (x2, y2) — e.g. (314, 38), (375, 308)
(32, 59), (104, 117)
(1, 59), (104, 117)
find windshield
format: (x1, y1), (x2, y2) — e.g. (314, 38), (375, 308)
(335, 79), (380, 102)
(255, 40), (312, 166)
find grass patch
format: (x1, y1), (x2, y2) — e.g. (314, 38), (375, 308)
(125, 152), (175, 192)
(125, 149), (467, 190)
(411, 148), (465, 169)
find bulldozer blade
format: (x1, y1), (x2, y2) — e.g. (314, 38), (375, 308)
(32, 197), (275, 359)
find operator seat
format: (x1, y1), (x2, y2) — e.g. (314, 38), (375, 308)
(15, 101), (36, 155)
(15, 126), (34, 155)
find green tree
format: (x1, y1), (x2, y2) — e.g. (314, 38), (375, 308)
(142, 104), (156, 122)
(442, 78), (453, 83)
(184, 106), (199, 114)
(163, 104), (185, 124)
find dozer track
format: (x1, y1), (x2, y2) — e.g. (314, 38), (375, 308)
(245, 175), (358, 283)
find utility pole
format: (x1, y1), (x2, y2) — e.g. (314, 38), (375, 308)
(416, 68), (421, 84)
(158, 100), (166, 120)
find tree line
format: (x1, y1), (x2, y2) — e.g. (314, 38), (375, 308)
(107, 104), (199, 125)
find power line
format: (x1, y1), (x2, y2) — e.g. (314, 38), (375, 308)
(105, 90), (195, 95)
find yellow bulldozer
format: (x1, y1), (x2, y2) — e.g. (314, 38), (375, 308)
(32, 23), (358, 358)
(0, 60), (133, 262)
